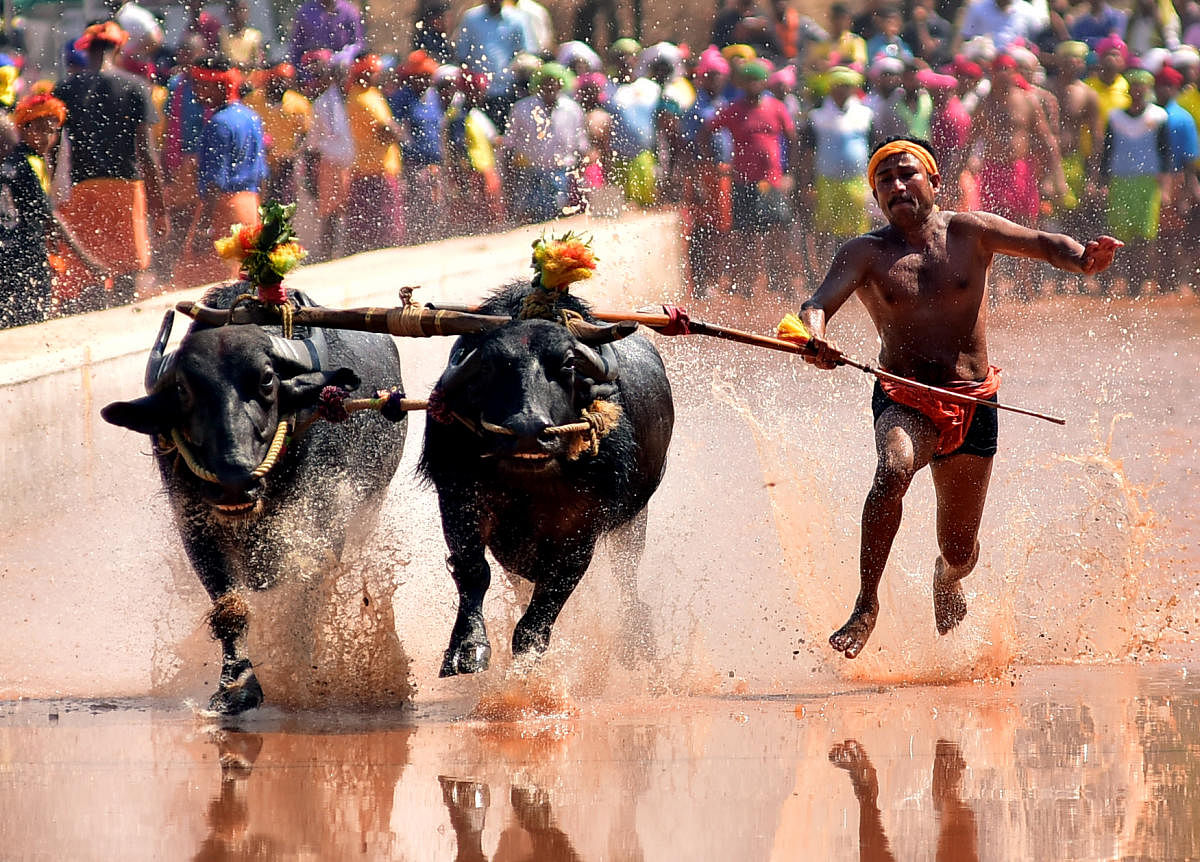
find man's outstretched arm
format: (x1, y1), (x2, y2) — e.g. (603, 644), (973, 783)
(799, 237), (871, 369)
(970, 211), (1122, 275)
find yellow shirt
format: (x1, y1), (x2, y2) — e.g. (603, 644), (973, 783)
(244, 88), (313, 164)
(346, 86), (401, 177)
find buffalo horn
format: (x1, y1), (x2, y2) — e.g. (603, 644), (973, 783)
(570, 319), (639, 345)
(573, 342), (619, 383)
(144, 310), (176, 393)
(268, 335), (319, 371)
(436, 348), (482, 394)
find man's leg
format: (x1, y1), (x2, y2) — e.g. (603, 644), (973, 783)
(928, 453), (993, 635)
(831, 404), (937, 658)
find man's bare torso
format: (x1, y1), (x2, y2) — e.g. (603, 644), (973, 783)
(977, 86), (1039, 163)
(849, 210), (991, 383)
(1054, 78), (1098, 153)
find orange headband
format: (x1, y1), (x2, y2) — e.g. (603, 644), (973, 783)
(13, 93), (67, 127)
(867, 141), (939, 191)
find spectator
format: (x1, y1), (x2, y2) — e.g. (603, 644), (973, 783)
(443, 70), (504, 231)
(1126, 0), (1181, 55)
(661, 45), (732, 296)
(183, 0), (223, 54)
(456, 0), (534, 132)
(504, 62), (587, 222)
(904, 0), (954, 67)
(343, 54), (404, 252)
(516, 0), (555, 54)
(291, 0), (365, 67)
(712, 0), (779, 57)
(1153, 64), (1197, 289)
(924, 69), (972, 208)
(1099, 68), (1170, 294)
(610, 49), (667, 206)
(160, 32), (208, 278)
(115, 2), (164, 81)
(175, 56), (266, 286)
(390, 50), (445, 241)
(827, 3), (868, 67)
(0, 53), (18, 113)
(243, 63), (311, 206)
(413, 0), (454, 65)
(1049, 40), (1102, 237)
(959, 0), (1046, 53)
(1067, 0), (1127, 50)
(865, 6), (914, 64)
(806, 65), (872, 266)
(305, 51), (353, 259)
(701, 59), (797, 296)
(1086, 35), (1132, 136)
(54, 21), (166, 308)
(221, 0), (265, 70)
(864, 55), (904, 145)
(573, 70), (614, 201)
(893, 60), (933, 139)
(1, 101), (106, 327)
(769, 0), (826, 62)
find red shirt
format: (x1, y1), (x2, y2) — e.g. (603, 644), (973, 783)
(706, 95), (794, 185)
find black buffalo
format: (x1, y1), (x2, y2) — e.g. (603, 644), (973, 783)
(101, 283), (406, 713)
(420, 283), (674, 676)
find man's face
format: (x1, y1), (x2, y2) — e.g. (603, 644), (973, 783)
(831, 81), (854, 105)
(192, 76), (223, 107)
(1100, 49), (1125, 77)
(19, 116), (60, 156)
(873, 152), (940, 225)
(1130, 81), (1149, 109)
(877, 71), (900, 94)
(537, 76), (562, 104)
(742, 76), (766, 100)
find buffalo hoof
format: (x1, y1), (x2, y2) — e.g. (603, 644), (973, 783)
(208, 659), (264, 715)
(440, 641), (492, 677)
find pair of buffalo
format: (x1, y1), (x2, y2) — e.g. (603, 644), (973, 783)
(102, 281), (674, 714)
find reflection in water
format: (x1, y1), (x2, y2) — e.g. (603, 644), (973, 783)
(194, 732), (273, 861)
(830, 739), (979, 862)
(441, 775), (584, 862)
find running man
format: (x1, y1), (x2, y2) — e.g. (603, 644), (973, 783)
(798, 137), (1121, 659)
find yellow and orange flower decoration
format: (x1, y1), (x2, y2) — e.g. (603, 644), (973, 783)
(775, 313), (812, 346)
(214, 201), (308, 290)
(531, 231), (598, 290)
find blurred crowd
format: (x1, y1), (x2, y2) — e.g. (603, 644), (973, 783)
(1, 0), (1199, 328)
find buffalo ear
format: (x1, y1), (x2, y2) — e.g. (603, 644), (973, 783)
(101, 395), (170, 435)
(278, 367), (361, 413)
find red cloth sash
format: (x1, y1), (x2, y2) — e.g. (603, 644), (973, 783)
(879, 365), (1002, 455)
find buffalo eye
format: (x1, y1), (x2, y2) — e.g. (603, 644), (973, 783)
(175, 377), (194, 412)
(557, 350), (578, 383)
(257, 368), (277, 400)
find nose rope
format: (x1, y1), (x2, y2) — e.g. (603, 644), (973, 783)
(163, 421), (290, 485)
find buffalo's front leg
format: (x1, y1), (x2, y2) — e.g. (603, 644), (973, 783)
(182, 527), (264, 714)
(512, 541), (592, 659)
(439, 490), (493, 677)
(207, 591), (264, 714)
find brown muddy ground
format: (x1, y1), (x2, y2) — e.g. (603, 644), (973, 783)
(1, 242), (1197, 859)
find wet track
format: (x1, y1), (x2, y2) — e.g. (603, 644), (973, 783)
(1, 218), (1197, 859)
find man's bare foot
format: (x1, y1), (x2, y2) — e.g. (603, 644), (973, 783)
(830, 606), (878, 658)
(829, 739), (879, 798)
(933, 543), (979, 635)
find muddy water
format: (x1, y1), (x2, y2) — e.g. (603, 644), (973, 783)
(2, 246), (1198, 859)
(3, 664), (1200, 860)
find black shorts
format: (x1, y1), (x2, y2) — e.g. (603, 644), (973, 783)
(731, 182), (792, 232)
(871, 380), (999, 459)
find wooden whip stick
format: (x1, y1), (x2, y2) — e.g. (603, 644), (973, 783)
(428, 302), (1066, 426)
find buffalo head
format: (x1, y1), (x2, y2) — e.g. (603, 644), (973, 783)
(433, 319), (622, 470)
(102, 311), (359, 514)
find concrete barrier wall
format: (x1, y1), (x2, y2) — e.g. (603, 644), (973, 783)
(0, 212), (690, 699)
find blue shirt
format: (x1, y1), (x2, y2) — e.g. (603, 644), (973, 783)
(389, 86), (444, 165)
(198, 102), (268, 195)
(676, 88), (733, 163)
(1068, 6), (1128, 49)
(809, 96), (873, 179)
(456, 5), (533, 96)
(166, 73), (205, 155)
(1163, 99), (1198, 171)
(1104, 104), (1168, 177)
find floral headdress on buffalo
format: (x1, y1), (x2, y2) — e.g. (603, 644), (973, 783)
(521, 231), (599, 320)
(215, 201), (308, 306)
